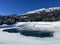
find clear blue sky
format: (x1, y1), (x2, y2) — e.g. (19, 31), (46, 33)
(0, 0), (60, 15)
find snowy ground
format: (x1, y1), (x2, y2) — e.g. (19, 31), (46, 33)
(0, 22), (60, 45)
(0, 28), (60, 45)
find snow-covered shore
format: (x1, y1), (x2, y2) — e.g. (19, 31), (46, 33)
(15, 22), (60, 31)
(0, 21), (60, 31)
(0, 22), (60, 45)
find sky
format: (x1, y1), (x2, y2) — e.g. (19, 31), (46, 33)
(0, 0), (60, 15)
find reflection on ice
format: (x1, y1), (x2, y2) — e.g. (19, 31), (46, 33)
(3, 28), (20, 33)
(20, 30), (54, 38)
(3, 28), (54, 38)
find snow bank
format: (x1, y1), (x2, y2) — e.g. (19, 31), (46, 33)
(14, 22), (60, 31)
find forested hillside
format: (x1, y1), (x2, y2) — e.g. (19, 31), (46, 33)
(0, 7), (60, 25)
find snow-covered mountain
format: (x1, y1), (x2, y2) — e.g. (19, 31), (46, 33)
(20, 7), (60, 22)
(0, 7), (60, 25)
(25, 7), (60, 14)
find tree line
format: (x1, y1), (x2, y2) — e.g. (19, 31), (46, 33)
(0, 9), (60, 25)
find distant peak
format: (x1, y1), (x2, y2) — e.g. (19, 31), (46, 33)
(24, 7), (60, 14)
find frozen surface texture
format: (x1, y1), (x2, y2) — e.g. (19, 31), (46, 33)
(0, 22), (60, 45)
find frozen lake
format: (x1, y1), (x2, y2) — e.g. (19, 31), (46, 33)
(0, 28), (60, 45)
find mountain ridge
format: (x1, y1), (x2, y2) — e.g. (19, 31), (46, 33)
(24, 7), (60, 14)
(0, 7), (60, 25)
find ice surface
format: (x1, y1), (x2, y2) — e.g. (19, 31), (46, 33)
(0, 29), (60, 45)
(0, 22), (60, 45)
